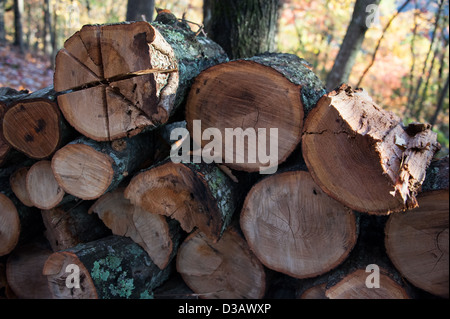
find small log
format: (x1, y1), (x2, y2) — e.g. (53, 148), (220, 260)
(2, 99), (74, 160)
(302, 84), (440, 214)
(26, 160), (65, 210)
(43, 235), (172, 299)
(0, 101), (10, 166)
(0, 193), (20, 256)
(124, 160), (238, 242)
(185, 53), (326, 173)
(54, 20), (227, 142)
(240, 170), (357, 279)
(385, 156), (449, 298)
(89, 188), (182, 269)
(6, 240), (53, 299)
(52, 133), (157, 200)
(42, 200), (111, 251)
(9, 166), (34, 207)
(176, 227), (266, 299)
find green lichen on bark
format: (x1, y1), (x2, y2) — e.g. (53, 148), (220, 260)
(151, 22), (229, 115)
(245, 53), (326, 115)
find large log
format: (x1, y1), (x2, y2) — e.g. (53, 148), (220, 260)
(89, 188), (182, 270)
(42, 235), (172, 299)
(240, 170), (357, 279)
(52, 132), (157, 200)
(53, 20), (227, 142)
(302, 84), (440, 214)
(124, 160), (238, 242)
(185, 53), (326, 173)
(176, 227), (266, 299)
(385, 156), (449, 298)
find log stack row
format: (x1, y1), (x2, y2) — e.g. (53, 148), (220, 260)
(0, 17), (447, 300)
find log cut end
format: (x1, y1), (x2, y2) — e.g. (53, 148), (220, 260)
(52, 143), (114, 200)
(240, 170), (357, 279)
(176, 228), (266, 299)
(89, 188), (177, 270)
(0, 193), (20, 256)
(26, 160), (65, 209)
(325, 268), (410, 299)
(2, 99), (63, 159)
(0, 102), (11, 166)
(185, 59), (304, 173)
(10, 166), (34, 207)
(54, 22), (178, 141)
(125, 161), (232, 241)
(385, 190), (449, 298)
(302, 84), (440, 214)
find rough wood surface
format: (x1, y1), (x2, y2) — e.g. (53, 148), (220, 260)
(125, 160), (238, 242)
(43, 235), (172, 299)
(9, 166), (34, 207)
(302, 84), (440, 214)
(185, 53), (325, 173)
(89, 188), (182, 269)
(240, 170), (357, 279)
(0, 193), (20, 256)
(176, 227), (266, 299)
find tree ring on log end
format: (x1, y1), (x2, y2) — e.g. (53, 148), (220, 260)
(0, 193), (20, 256)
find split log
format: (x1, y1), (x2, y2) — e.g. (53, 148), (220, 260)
(240, 170), (357, 279)
(26, 160), (65, 210)
(302, 84), (440, 214)
(6, 240), (53, 299)
(125, 160), (238, 242)
(185, 53), (326, 173)
(53, 20), (227, 142)
(42, 200), (111, 251)
(385, 156), (449, 298)
(52, 133), (157, 200)
(176, 227), (266, 299)
(89, 188), (182, 269)
(42, 235), (171, 299)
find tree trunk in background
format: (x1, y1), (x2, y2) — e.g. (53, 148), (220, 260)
(325, 0), (381, 91)
(43, 0), (52, 57)
(13, 0), (24, 53)
(203, 0), (281, 59)
(126, 0), (155, 22)
(430, 73), (449, 127)
(0, 0), (5, 44)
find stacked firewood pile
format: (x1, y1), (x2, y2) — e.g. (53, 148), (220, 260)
(0, 18), (448, 299)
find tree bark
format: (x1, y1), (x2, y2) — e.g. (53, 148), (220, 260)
(176, 227), (266, 299)
(325, 0), (381, 91)
(43, 235), (172, 299)
(385, 156), (449, 298)
(41, 200), (112, 252)
(54, 20), (227, 142)
(240, 170), (357, 279)
(302, 84), (441, 214)
(185, 53), (326, 173)
(203, 0), (281, 59)
(125, 159), (239, 242)
(52, 132), (158, 200)
(0, 0), (5, 44)
(13, 0), (24, 53)
(126, 0), (155, 22)
(89, 188), (182, 270)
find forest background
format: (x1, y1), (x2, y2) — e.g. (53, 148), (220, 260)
(0, 0), (448, 156)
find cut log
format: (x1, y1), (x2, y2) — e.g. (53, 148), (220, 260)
(52, 133), (157, 200)
(240, 170), (357, 279)
(124, 160), (238, 242)
(54, 20), (227, 142)
(176, 227), (266, 299)
(6, 241), (53, 299)
(0, 101), (10, 166)
(43, 235), (171, 299)
(26, 160), (65, 210)
(0, 193), (20, 257)
(185, 53), (326, 173)
(9, 166), (34, 207)
(385, 156), (449, 298)
(2, 99), (74, 159)
(42, 200), (111, 251)
(89, 188), (182, 269)
(302, 84), (440, 214)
